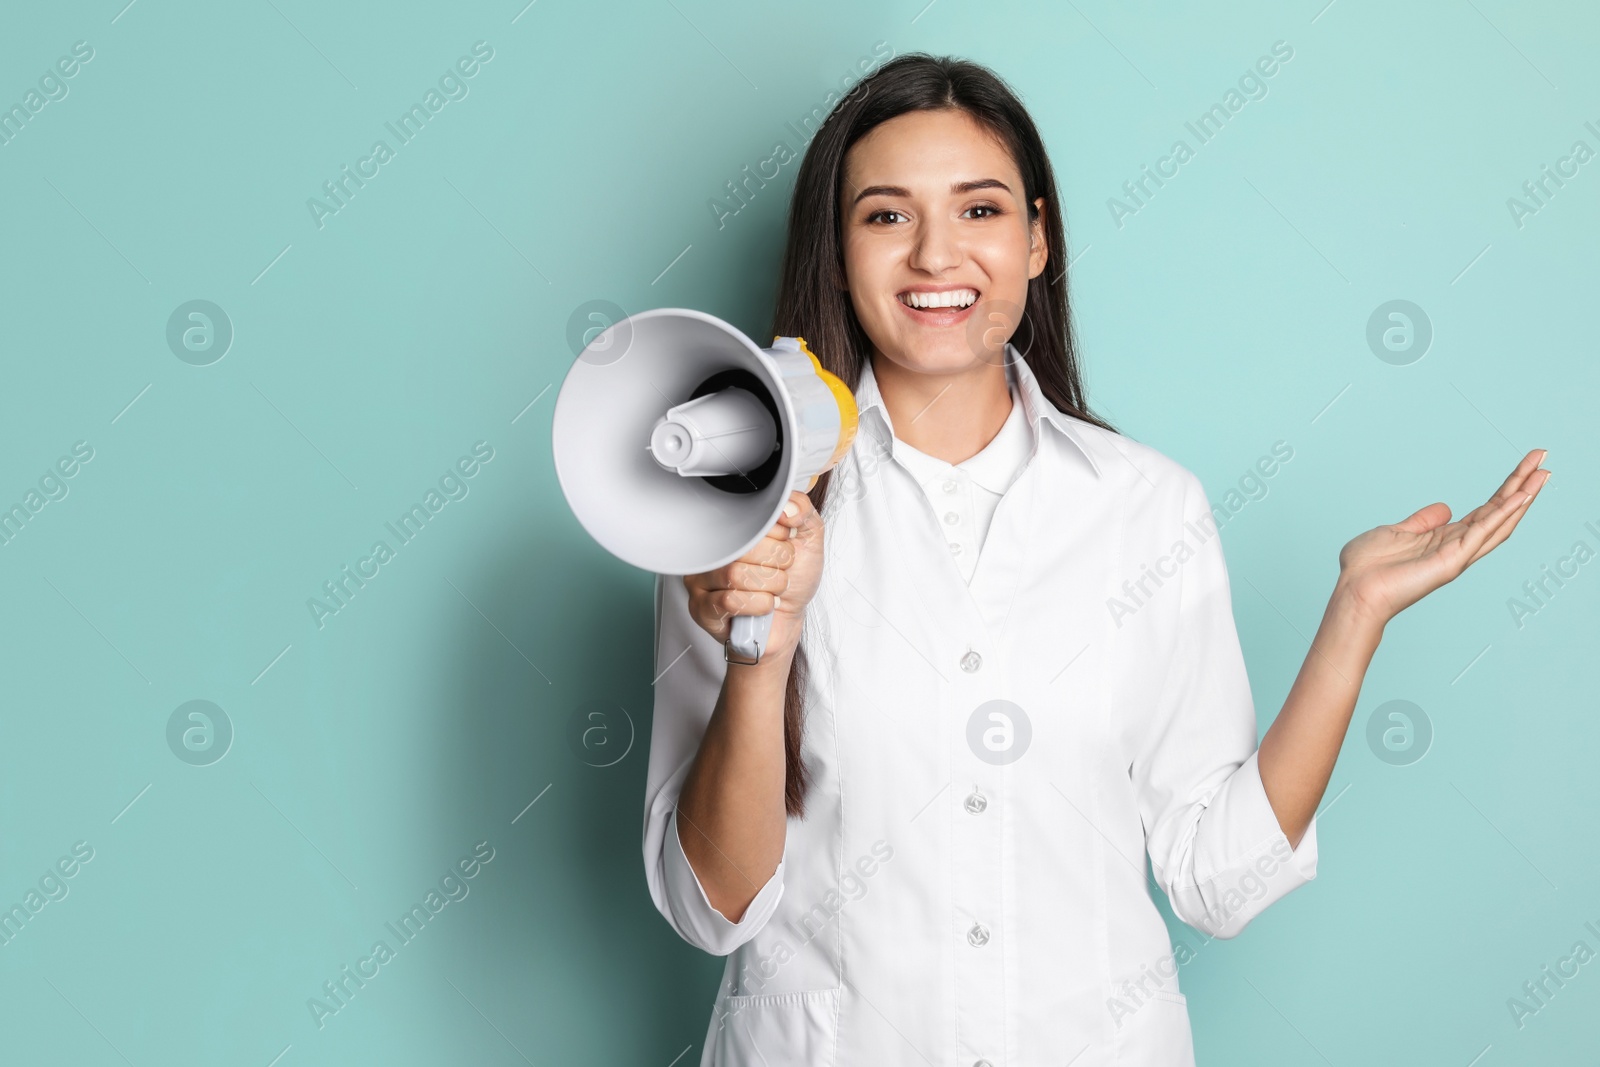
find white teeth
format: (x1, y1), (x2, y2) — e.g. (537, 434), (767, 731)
(899, 288), (978, 310)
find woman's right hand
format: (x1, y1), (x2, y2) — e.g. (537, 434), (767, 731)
(684, 489), (824, 662)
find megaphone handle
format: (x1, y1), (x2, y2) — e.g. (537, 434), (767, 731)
(722, 448), (823, 666)
(725, 610), (774, 665)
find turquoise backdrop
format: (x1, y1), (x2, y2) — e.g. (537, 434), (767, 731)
(1, 1), (1595, 1064)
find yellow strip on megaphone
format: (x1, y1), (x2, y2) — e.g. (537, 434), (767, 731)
(792, 336), (859, 488)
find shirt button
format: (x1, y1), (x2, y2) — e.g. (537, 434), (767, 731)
(974, 1061), (995, 1067)
(942, 479), (958, 493)
(964, 789), (987, 814)
(943, 511), (959, 525)
(960, 650), (982, 673)
(948, 542), (963, 556)
(967, 922), (990, 947)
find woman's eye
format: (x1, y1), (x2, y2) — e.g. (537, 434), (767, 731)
(865, 204), (1001, 224)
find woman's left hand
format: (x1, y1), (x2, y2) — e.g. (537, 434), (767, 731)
(1335, 448), (1551, 627)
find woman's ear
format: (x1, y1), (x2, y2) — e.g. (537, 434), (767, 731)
(1027, 197), (1048, 278)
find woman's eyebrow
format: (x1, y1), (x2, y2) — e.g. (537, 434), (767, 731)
(851, 178), (1013, 206)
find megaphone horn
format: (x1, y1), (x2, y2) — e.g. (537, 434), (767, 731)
(552, 308), (858, 665)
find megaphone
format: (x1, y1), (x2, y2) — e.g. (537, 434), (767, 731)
(552, 308), (859, 665)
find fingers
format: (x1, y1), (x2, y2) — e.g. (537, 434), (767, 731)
(692, 553), (790, 611)
(1496, 448), (1548, 498)
(1393, 501), (1452, 534)
(771, 489), (818, 540)
(686, 577), (783, 638)
(684, 491), (814, 636)
(1466, 467), (1550, 565)
(739, 528), (796, 572)
(718, 536), (794, 620)
(1449, 448), (1550, 539)
(1464, 448), (1548, 522)
(726, 558), (791, 596)
(1456, 466), (1549, 564)
(710, 586), (781, 622)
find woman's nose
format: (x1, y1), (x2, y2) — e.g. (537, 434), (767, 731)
(907, 214), (963, 273)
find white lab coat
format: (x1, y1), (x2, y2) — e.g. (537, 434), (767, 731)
(643, 344), (1319, 1066)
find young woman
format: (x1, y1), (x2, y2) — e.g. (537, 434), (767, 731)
(643, 53), (1547, 1066)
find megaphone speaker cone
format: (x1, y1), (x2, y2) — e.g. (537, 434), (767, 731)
(552, 309), (802, 575)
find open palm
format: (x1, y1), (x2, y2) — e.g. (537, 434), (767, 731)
(1338, 448), (1550, 624)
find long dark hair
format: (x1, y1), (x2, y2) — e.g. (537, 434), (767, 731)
(769, 52), (1117, 817)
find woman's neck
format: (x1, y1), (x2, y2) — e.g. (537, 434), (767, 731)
(870, 351), (1014, 466)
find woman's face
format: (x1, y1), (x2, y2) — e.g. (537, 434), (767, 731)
(838, 107), (1047, 376)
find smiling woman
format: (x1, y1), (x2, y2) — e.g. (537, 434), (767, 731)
(643, 51), (1548, 1067)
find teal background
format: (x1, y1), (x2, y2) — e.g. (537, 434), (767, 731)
(1, 0), (1595, 1063)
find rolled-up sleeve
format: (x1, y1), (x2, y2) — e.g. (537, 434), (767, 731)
(642, 572), (785, 956)
(1132, 471), (1319, 941)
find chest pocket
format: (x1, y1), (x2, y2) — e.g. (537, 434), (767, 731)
(708, 988), (841, 1067)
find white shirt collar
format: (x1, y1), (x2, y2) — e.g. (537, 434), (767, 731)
(852, 343), (1103, 479)
(893, 375), (1031, 495)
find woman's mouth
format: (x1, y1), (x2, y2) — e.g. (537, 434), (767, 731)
(896, 287), (980, 327)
